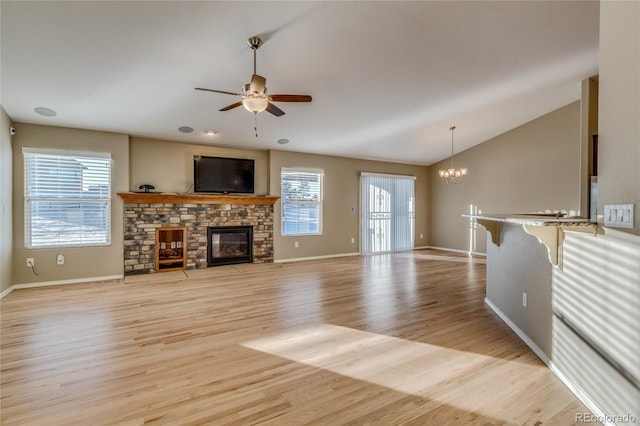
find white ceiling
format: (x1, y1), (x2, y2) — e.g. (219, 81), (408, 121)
(1, 1), (599, 165)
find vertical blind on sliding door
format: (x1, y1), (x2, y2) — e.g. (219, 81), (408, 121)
(360, 173), (415, 254)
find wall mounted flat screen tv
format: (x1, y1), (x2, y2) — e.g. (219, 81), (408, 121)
(193, 155), (255, 194)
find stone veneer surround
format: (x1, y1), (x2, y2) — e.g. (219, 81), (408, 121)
(120, 194), (276, 275)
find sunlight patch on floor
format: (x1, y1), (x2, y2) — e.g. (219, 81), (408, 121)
(242, 324), (545, 420)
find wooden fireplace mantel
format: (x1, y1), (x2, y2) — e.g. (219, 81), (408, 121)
(118, 192), (279, 205)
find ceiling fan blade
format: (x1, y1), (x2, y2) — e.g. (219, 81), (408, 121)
(195, 87), (242, 96)
(268, 94), (312, 102)
(249, 74), (267, 94)
(265, 102), (285, 117)
(220, 101), (243, 111)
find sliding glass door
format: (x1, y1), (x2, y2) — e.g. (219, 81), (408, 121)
(360, 173), (415, 254)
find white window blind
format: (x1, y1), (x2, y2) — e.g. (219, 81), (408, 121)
(360, 173), (415, 254)
(24, 149), (112, 248)
(281, 168), (323, 236)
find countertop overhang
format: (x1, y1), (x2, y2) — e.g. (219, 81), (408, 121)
(462, 213), (595, 227)
(464, 213), (601, 268)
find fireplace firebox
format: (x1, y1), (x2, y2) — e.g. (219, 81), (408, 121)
(207, 226), (253, 267)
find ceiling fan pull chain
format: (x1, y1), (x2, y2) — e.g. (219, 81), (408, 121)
(254, 113), (258, 138)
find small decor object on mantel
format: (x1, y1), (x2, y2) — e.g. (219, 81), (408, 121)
(137, 184), (155, 193)
(438, 126), (467, 184)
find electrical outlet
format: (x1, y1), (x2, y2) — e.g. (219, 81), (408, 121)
(294, 241), (299, 248)
(420, 233), (424, 239)
(522, 292), (528, 308)
(57, 254), (65, 265)
(26, 258), (34, 267)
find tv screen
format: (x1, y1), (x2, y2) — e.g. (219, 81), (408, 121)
(193, 156), (255, 194)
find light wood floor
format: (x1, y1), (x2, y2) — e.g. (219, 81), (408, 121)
(1, 249), (594, 425)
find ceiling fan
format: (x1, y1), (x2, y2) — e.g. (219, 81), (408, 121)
(195, 36), (312, 117)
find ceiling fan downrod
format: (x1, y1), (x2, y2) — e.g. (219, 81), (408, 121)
(247, 36), (263, 75)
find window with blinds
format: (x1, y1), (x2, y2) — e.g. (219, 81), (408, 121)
(23, 148), (112, 248)
(281, 168), (323, 236)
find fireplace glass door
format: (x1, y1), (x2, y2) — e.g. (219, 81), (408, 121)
(207, 226), (253, 267)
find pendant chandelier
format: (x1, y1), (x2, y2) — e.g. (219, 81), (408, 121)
(438, 126), (467, 184)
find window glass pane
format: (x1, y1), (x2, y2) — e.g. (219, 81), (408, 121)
(24, 150), (111, 248)
(283, 204), (320, 235)
(281, 169), (323, 236)
(27, 201), (110, 247)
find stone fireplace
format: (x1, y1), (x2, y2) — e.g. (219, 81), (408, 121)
(118, 193), (278, 275)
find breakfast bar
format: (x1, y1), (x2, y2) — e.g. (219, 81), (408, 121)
(463, 213), (600, 360)
(465, 213), (600, 268)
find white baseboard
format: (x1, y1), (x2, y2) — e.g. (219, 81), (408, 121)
(426, 245), (487, 257)
(275, 252), (360, 264)
(2, 274), (123, 299)
(275, 248), (487, 264)
(548, 362), (613, 426)
(0, 286), (15, 299)
(484, 297), (550, 364)
(484, 297), (611, 424)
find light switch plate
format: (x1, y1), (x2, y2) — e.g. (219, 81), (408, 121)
(604, 204), (634, 228)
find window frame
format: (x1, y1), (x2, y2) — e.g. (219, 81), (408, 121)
(280, 167), (324, 237)
(23, 147), (112, 249)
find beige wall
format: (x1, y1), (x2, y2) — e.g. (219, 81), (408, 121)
(553, 229), (640, 422)
(429, 101), (581, 253)
(269, 150), (429, 261)
(0, 107), (13, 293)
(486, 223), (552, 357)
(6, 130), (428, 287)
(11, 123), (129, 285)
(598, 1), (640, 235)
(476, 4), (640, 422)
(550, 2), (640, 422)
(129, 137), (269, 195)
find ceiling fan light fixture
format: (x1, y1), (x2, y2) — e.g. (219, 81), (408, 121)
(242, 97), (268, 113)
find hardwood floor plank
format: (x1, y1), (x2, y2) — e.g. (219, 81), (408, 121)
(1, 249), (595, 425)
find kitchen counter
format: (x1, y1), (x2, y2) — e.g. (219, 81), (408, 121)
(463, 213), (595, 227)
(463, 213), (601, 268)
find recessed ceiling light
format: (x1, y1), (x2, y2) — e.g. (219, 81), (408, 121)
(34, 107), (57, 117)
(277, 138), (290, 145)
(178, 126), (194, 133)
(205, 130), (217, 136)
